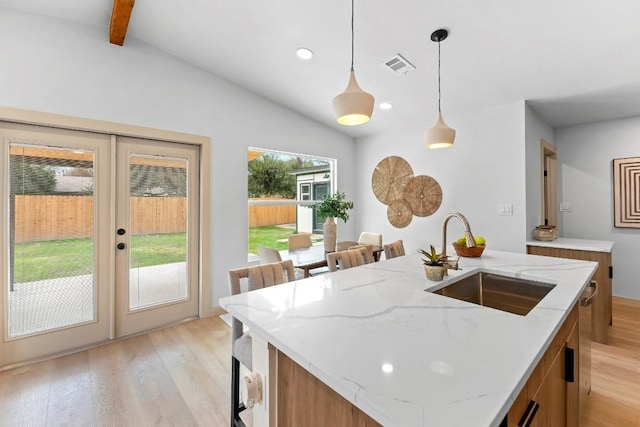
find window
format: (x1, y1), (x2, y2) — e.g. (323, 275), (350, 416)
(247, 148), (335, 260)
(300, 183), (311, 201)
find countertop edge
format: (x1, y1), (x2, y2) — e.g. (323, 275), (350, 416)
(526, 237), (614, 253)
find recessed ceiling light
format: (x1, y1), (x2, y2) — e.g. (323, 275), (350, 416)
(296, 48), (313, 60)
(379, 102), (393, 110)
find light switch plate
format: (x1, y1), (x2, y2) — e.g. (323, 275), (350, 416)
(560, 202), (572, 212)
(498, 203), (513, 216)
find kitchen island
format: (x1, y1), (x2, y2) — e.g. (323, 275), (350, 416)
(219, 250), (597, 426)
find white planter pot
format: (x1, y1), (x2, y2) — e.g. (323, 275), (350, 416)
(323, 217), (337, 252)
(424, 265), (446, 281)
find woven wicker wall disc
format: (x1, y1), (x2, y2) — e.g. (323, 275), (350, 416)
(371, 156), (414, 205)
(402, 175), (442, 217)
(387, 199), (413, 228)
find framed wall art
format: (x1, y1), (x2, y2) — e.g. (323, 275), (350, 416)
(613, 157), (640, 228)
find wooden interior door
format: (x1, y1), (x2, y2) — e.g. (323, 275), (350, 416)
(541, 139), (557, 227)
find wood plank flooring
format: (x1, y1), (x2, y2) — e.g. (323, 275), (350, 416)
(583, 297), (640, 427)
(0, 298), (638, 426)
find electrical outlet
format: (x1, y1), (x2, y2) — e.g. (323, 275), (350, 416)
(560, 202), (572, 212)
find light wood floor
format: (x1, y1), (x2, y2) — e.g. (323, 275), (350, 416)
(1, 298), (638, 426)
(582, 297), (640, 427)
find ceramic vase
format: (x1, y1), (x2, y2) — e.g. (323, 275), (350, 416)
(323, 217), (337, 252)
(424, 265), (446, 281)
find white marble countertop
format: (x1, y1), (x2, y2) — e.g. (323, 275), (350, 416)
(526, 237), (614, 253)
(219, 250), (598, 427)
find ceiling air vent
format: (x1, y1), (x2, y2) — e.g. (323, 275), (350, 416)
(383, 54), (416, 76)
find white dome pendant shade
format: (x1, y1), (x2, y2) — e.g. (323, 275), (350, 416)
(424, 111), (456, 149)
(425, 28), (455, 149)
(333, 0), (374, 126)
(333, 70), (374, 125)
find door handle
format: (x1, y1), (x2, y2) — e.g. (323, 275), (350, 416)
(580, 280), (598, 307)
(518, 400), (540, 427)
(565, 347), (575, 382)
(117, 242), (126, 250)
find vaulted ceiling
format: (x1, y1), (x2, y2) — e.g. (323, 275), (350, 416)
(2, 0), (640, 137)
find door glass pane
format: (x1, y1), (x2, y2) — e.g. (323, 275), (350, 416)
(8, 144), (95, 337)
(129, 155), (188, 310)
(313, 182), (330, 233)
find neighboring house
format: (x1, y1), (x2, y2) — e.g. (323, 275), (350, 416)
(288, 165), (331, 234)
(53, 175), (93, 195)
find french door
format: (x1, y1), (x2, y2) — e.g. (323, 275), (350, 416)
(115, 137), (199, 337)
(0, 123), (200, 367)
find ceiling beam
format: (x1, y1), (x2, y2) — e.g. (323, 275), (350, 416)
(109, 0), (135, 46)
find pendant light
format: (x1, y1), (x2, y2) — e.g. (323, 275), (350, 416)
(332, 0), (374, 126)
(425, 29), (456, 149)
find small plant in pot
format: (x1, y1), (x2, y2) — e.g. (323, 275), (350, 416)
(419, 245), (448, 281)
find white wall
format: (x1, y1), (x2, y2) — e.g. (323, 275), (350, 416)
(556, 116), (640, 299)
(0, 10), (356, 308)
(524, 105), (555, 235)
(354, 102), (528, 259)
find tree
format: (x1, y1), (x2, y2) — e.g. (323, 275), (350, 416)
(248, 154), (297, 198)
(248, 154), (328, 198)
(10, 162), (57, 195)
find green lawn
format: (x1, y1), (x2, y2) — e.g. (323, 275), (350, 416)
(248, 225), (293, 254)
(248, 225), (322, 255)
(13, 233), (187, 283)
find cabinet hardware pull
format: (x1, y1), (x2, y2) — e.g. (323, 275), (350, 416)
(565, 347), (575, 382)
(518, 400), (540, 427)
(580, 280), (598, 307)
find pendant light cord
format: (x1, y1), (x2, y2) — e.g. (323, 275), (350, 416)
(350, 0), (355, 71)
(437, 39), (441, 113)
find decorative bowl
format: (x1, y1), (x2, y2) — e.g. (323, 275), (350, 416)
(452, 242), (485, 258)
(533, 225), (557, 241)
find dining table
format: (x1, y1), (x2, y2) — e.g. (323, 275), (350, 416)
(279, 241), (383, 278)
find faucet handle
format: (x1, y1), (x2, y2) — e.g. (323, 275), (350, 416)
(445, 256), (461, 271)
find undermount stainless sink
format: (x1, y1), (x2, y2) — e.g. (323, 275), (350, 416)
(430, 272), (556, 316)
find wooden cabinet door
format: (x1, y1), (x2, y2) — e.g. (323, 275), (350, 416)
(526, 245), (611, 344)
(565, 322), (580, 427)
(527, 348), (567, 426)
(508, 304), (578, 427)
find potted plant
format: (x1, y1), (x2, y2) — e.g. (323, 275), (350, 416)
(315, 192), (354, 252)
(418, 245), (448, 281)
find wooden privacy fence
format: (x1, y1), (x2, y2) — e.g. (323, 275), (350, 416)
(248, 198), (296, 227)
(13, 196), (296, 243)
(13, 195), (187, 243)
(14, 195), (94, 243)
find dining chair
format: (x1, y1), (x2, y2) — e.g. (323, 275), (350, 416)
(257, 245), (282, 264)
(358, 232), (382, 247)
(288, 233), (312, 250)
(258, 245), (307, 280)
(383, 239), (406, 259)
(348, 244), (374, 261)
(228, 260), (296, 426)
(326, 246), (373, 272)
